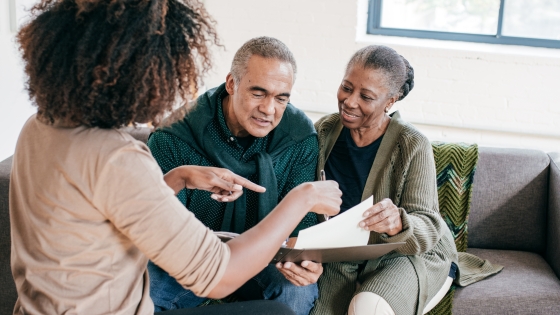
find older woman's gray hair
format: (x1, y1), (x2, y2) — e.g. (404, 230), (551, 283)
(347, 45), (414, 101)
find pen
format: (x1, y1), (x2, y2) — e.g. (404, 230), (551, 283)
(320, 169), (329, 221)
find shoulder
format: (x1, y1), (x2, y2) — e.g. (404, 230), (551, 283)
(147, 129), (186, 149)
(290, 133), (319, 156)
(314, 112), (340, 132)
(99, 128), (152, 158)
(275, 103), (316, 142)
(146, 130), (196, 169)
(280, 107), (319, 157)
(400, 122), (430, 147)
(284, 103), (315, 132)
(313, 113), (340, 147)
(22, 116), (145, 158)
(71, 128), (156, 178)
(391, 113), (431, 151)
(314, 112), (339, 137)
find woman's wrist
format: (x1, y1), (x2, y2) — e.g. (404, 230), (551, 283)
(163, 167), (188, 195)
(288, 182), (318, 213)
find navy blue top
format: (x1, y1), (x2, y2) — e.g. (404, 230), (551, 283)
(324, 127), (383, 213)
(449, 262), (458, 279)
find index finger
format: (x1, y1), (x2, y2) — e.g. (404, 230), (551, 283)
(231, 174), (266, 193)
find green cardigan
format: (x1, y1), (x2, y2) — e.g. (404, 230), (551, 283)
(311, 112), (502, 315)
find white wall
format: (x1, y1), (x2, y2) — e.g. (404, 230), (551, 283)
(1, 0), (559, 161)
(203, 0), (560, 153)
(0, 0), (36, 161)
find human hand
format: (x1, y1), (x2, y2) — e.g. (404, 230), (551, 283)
(275, 260), (323, 286)
(164, 165), (265, 201)
(289, 181), (341, 217)
(359, 198), (402, 236)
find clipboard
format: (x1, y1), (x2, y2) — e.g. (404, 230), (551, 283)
(270, 242), (405, 263)
(214, 232), (405, 264)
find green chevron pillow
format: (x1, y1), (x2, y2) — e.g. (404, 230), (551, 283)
(426, 142), (478, 315)
(432, 142), (478, 252)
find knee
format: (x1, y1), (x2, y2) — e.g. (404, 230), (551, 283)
(348, 292), (395, 315)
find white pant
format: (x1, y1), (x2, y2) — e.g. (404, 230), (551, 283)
(348, 276), (454, 315)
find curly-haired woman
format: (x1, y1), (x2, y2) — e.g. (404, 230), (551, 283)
(9, 1), (341, 314)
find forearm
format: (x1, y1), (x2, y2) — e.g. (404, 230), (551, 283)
(385, 208), (443, 255)
(207, 185), (314, 298)
(163, 168), (186, 195)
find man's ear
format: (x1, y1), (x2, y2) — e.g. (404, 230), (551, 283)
(225, 73), (235, 95)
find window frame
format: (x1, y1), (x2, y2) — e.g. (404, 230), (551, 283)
(367, 0), (560, 49)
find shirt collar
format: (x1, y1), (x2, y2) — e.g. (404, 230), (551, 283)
(216, 89), (236, 141)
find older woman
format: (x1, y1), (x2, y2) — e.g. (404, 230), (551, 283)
(311, 46), (459, 315)
(9, 0), (341, 314)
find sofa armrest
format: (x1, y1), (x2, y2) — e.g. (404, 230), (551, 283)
(0, 156), (17, 314)
(547, 152), (560, 279)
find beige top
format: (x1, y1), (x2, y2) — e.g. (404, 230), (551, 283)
(10, 115), (230, 315)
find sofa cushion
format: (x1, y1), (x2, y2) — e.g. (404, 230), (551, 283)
(469, 148), (549, 252)
(547, 153), (560, 279)
(453, 248), (560, 315)
(0, 157), (17, 315)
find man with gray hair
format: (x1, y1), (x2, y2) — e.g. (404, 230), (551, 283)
(146, 37), (322, 314)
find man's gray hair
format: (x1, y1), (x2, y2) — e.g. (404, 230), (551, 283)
(230, 36), (297, 85)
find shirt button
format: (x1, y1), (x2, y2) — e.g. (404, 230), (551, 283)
(230, 137), (235, 142)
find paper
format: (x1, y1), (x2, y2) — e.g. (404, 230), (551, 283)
(293, 196), (374, 249)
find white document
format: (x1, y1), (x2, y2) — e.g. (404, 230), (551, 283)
(293, 196), (374, 249)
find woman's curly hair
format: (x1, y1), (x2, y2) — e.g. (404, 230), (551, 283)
(17, 0), (218, 128)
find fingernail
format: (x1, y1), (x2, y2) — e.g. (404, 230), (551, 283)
(211, 195), (218, 200)
(363, 211), (369, 217)
(359, 222), (365, 227)
(222, 198), (229, 202)
(301, 261), (308, 267)
(233, 184), (242, 190)
(285, 262), (291, 268)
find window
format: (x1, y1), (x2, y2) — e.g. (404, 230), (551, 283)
(368, 0), (560, 49)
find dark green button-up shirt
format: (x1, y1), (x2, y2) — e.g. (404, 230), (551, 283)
(148, 89), (318, 236)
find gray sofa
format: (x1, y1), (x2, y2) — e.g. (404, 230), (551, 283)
(0, 127), (559, 314)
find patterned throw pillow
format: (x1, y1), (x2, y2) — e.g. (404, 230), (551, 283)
(427, 142), (478, 315)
